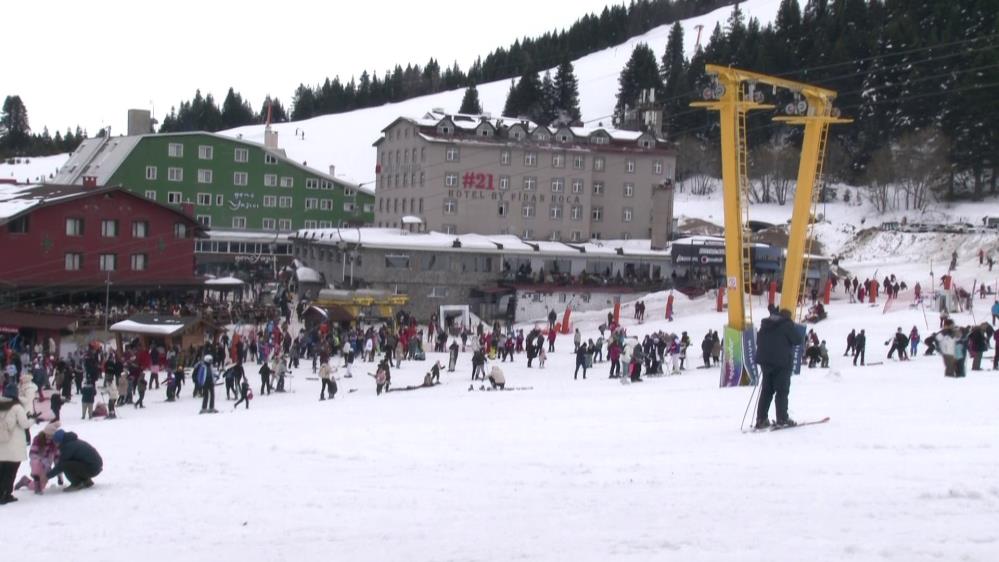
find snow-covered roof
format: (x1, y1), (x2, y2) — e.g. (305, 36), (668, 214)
(110, 315), (201, 336)
(0, 183), (201, 227)
(290, 228), (671, 260)
(400, 111), (660, 145)
(204, 276), (245, 286)
(206, 230), (290, 242)
(295, 266), (322, 284)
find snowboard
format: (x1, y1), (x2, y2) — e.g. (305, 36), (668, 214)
(749, 417), (830, 433)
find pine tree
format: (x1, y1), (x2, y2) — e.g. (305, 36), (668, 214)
(221, 87), (255, 129)
(660, 22), (687, 137)
(1, 95), (31, 152)
(553, 59), (582, 123)
(503, 60), (546, 123)
(291, 84), (317, 121)
(614, 43), (663, 127)
(539, 70), (559, 125)
(459, 84), (483, 114)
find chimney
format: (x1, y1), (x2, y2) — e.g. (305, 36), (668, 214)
(82, 176), (98, 189)
(127, 109), (152, 136)
(328, 165), (336, 177)
(264, 124), (279, 149)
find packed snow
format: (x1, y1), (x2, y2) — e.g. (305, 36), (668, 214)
(7, 253), (999, 561)
(0, 154), (70, 184)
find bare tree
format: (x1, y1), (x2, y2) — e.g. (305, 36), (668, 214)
(676, 135), (719, 195)
(895, 128), (947, 211)
(749, 136), (797, 205)
(864, 145), (894, 213)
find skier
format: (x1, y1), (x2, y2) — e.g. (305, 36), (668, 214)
(194, 355), (217, 414)
(574, 344), (588, 380)
(853, 329), (866, 366)
(448, 340), (459, 372)
(844, 329), (856, 357)
(755, 307), (804, 429)
(909, 327), (920, 357)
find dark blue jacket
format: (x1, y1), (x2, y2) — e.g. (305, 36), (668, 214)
(47, 432), (103, 478)
(756, 312), (803, 370)
(81, 385), (97, 403)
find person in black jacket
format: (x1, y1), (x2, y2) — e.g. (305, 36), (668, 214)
(755, 307), (804, 429)
(47, 430), (103, 491)
(853, 329), (866, 366)
(574, 344), (588, 380)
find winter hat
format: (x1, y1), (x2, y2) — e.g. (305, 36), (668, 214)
(204, 354), (213, 363)
(2, 382), (17, 399)
(42, 421), (61, 437)
(4, 364), (16, 377)
(52, 429), (66, 444)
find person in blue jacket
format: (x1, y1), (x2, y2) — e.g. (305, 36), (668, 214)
(47, 429), (103, 491)
(193, 355), (217, 414)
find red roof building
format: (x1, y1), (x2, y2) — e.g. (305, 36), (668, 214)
(0, 183), (205, 289)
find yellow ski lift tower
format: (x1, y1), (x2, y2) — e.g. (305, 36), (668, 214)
(691, 64), (851, 386)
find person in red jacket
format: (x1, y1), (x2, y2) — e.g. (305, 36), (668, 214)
(547, 329), (557, 353)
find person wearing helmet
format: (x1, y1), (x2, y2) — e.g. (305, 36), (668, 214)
(194, 355), (217, 414)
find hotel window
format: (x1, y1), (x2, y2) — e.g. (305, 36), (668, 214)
(234, 148), (249, 163)
(280, 176), (294, 188)
(168, 192), (182, 204)
(232, 217), (247, 229)
(624, 183), (635, 198)
(64, 253), (81, 271)
(173, 223), (188, 238)
(444, 199), (457, 215)
(197, 193), (211, 206)
(303, 220), (318, 229)
(265, 153), (278, 165)
(132, 220), (149, 238)
(145, 166), (157, 180)
(499, 176), (510, 190)
(233, 172), (248, 186)
(522, 204), (535, 218)
(198, 169), (213, 184)
(524, 176), (537, 191)
(278, 196), (293, 208)
(592, 207), (603, 222)
(319, 220), (333, 228)
(305, 198), (319, 210)
(215, 194), (224, 207)
(573, 155), (584, 169)
(552, 152), (565, 168)
(500, 150), (511, 165)
(570, 231), (582, 242)
(130, 254), (148, 271)
(550, 206), (563, 220)
(278, 219), (292, 231)
(429, 287), (449, 298)
(264, 174), (278, 187)
(551, 178), (564, 193)
(524, 151), (537, 167)
(99, 254), (117, 272)
(498, 202), (508, 217)
(168, 167), (183, 182)
(654, 160), (664, 174)
(198, 145), (213, 160)
(445, 173), (458, 187)
(572, 179), (584, 194)
(626, 159), (636, 173)
(320, 200), (333, 211)
(65, 218), (83, 236)
(321, 180), (333, 190)
(593, 157), (605, 172)
(168, 143), (183, 157)
(419, 172), (425, 186)
(144, 190), (156, 200)
(444, 224), (457, 235)
(101, 219), (119, 237)
(550, 231), (561, 241)
(593, 182), (604, 196)
(570, 205), (583, 221)
(306, 178), (319, 190)
(262, 218), (277, 230)
(623, 207), (634, 222)
(523, 228), (534, 239)
(420, 147), (426, 162)
(263, 195), (277, 208)
(445, 146), (459, 162)
(99, 254), (118, 271)
(344, 188), (357, 197)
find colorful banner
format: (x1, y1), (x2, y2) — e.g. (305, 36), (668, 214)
(720, 326), (744, 387)
(742, 326), (759, 385)
(792, 323), (807, 375)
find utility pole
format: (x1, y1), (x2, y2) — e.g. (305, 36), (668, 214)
(104, 271), (112, 332)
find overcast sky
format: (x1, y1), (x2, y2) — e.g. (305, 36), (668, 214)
(8, 0), (621, 137)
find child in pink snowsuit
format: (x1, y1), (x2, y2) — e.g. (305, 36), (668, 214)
(16, 422), (62, 493)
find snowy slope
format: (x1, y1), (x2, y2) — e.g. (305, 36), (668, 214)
(0, 153), (70, 184)
(219, 0), (782, 185)
(7, 267), (999, 562)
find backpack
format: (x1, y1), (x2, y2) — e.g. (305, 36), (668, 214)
(193, 363), (207, 386)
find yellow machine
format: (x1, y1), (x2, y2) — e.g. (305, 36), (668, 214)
(692, 65), (850, 386)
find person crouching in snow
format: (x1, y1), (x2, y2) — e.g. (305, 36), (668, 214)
(47, 429), (103, 491)
(488, 366), (506, 390)
(15, 422), (62, 494)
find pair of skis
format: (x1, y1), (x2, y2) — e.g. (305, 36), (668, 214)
(744, 416), (830, 433)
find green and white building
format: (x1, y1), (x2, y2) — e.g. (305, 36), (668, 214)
(53, 120), (374, 233)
